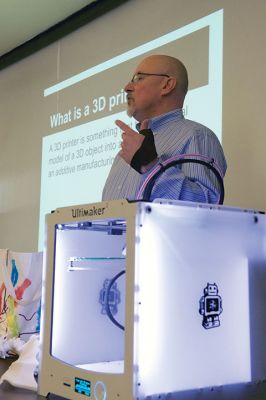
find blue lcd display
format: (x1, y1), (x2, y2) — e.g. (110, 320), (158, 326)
(75, 377), (91, 397)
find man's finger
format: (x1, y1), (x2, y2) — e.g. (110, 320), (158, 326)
(115, 119), (131, 132)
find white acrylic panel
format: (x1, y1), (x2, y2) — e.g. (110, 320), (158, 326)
(134, 203), (265, 397)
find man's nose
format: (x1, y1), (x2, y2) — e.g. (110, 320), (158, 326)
(124, 81), (134, 92)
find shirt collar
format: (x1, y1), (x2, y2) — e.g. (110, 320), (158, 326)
(136, 108), (184, 132)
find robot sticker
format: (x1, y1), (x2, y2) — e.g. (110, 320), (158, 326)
(199, 283), (223, 329)
(99, 279), (121, 316)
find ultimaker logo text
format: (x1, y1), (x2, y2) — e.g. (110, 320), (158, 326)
(72, 206), (105, 218)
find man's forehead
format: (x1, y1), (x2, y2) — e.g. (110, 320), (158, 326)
(135, 57), (166, 73)
(134, 59), (148, 72)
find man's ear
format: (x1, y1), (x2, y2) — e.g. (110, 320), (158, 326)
(161, 76), (177, 95)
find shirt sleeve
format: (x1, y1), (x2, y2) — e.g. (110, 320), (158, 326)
(146, 130), (227, 203)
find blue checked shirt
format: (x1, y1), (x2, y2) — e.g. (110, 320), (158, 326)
(102, 109), (227, 203)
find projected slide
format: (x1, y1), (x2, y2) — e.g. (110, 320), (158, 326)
(39, 9), (223, 248)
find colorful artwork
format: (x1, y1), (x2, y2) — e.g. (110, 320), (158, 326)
(0, 250), (43, 342)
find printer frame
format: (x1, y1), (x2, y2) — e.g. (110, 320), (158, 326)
(38, 199), (266, 400)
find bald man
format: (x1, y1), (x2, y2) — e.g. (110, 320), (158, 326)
(102, 55), (227, 203)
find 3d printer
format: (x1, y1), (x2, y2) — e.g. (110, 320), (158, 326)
(38, 199), (266, 400)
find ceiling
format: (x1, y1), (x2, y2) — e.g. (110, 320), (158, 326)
(0, 0), (94, 57)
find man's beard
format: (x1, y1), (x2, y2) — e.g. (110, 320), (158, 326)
(126, 107), (134, 118)
(126, 97), (135, 118)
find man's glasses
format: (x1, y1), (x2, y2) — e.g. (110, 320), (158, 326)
(130, 72), (170, 84)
